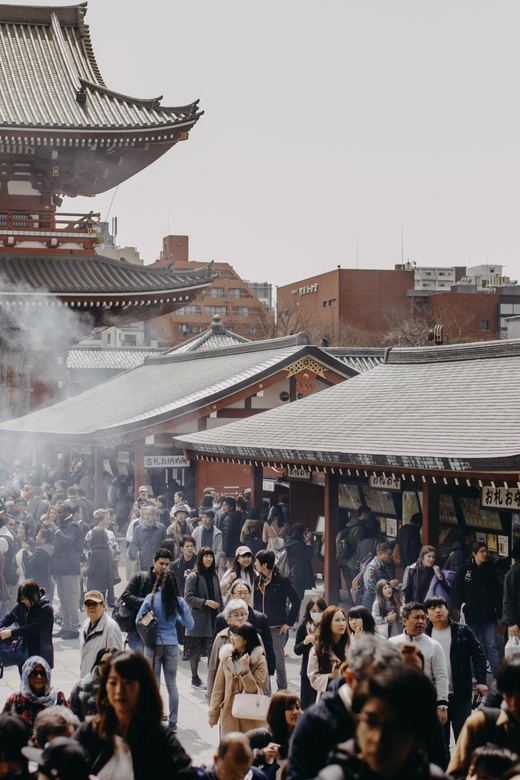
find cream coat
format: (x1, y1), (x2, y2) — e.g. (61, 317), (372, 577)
(208, 643), (267, 735)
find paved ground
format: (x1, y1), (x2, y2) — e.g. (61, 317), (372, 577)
(0, 567), (316, 767)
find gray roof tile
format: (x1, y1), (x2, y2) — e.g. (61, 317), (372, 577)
(174, 338), (520, 473)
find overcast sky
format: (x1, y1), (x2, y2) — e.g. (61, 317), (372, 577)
(45, 2), (520, 285)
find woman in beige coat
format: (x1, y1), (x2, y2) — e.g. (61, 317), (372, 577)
(208, 622), (267, 736)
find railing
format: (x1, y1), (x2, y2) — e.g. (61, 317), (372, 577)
(0, 209), (102, 253)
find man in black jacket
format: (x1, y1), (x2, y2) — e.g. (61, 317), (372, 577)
(219, 497), (242, 574)
(425, 596), (488, 742)
(254, 549), (300, 690)
(120, 547), (172, 651)
(48, 501), (85, 639)
(503, 539), (520, 641)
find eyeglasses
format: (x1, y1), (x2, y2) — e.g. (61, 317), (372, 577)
(84, 601), (101, 608)
(29, 669), (46, 678)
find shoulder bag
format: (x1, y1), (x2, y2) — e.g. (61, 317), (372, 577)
(232, 687), (270, 720)
(136, 593), (162, 649)
(0, 630), (28, 669)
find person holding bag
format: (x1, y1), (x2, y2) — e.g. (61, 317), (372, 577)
(136, 569), (194, 733)
(0, 579), (54, 668)
(208, 622), (268, 736)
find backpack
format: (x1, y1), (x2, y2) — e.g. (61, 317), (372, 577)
(336, 523), (361, 561)
(481, 706), (505, 746)
(276, 548), (291, 577)
(351, 561), (379, 605)
(112, 597), (136, 633)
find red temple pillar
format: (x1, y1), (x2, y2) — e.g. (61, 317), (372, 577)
(324, 472), (339, 605)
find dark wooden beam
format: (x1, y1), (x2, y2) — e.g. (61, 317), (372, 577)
(422, 480), (439, 547)
(324, 472), (340, 605)
(251, 464), (263, 511)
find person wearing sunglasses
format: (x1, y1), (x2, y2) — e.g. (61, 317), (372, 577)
(2, 655), (69, 734)
(79, 591), (123, 679)
(220, 546), (257, 606)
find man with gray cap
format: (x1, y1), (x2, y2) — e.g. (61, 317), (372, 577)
(79, 590), (122, 678)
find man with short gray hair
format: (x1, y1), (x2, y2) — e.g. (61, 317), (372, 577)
(128, 505), (166, 572)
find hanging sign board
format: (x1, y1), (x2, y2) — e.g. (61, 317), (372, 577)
(369, 474), (401, 491)
(144, 455), (190, 469)
(286, 466), (312, 480)
(481, 486), (520, 511)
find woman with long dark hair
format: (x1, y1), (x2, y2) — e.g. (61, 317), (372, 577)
(69, 647), (119, 721)
(294, 596), (327, 709)
(184, 547), (224, 690)
(208, 622), (267, 736)
(136, 569), (193, 733)
(372, 580), (402, 638)
(220, 546), (257, 605)
(307, 606), (348, 701)
(74, 650), (195, 780)
(0, 580), (54, 668)
(247, 690), (302, 779)
(347, 605), (379, 645)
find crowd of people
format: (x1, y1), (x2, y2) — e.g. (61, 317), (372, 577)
(0, 464), (519, 780)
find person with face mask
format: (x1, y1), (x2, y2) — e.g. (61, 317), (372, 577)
(294, 597), (328, 710)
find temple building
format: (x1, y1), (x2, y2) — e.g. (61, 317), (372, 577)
(0, 3), (211, 418)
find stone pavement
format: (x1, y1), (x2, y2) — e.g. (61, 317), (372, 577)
(0, 574), (317, 767)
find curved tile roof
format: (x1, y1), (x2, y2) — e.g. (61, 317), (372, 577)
(0, 253), (213, 295)
(0, 3), (201, 131)
(174, 338), (520, 473)
(0, 337), (354, 440)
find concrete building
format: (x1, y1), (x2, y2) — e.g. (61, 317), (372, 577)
(147, 236), (274, 347)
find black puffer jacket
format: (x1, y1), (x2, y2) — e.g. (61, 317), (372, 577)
(0, 597), (54, 667)
(503, 561), (520, 629)
(50, 515), (84, 576)
(453, 557), (502, 622)
(220, 510), (242, 557)
(75, 719), (197, 780)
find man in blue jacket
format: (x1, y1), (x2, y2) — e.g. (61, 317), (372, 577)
(425, 595), (488, 742)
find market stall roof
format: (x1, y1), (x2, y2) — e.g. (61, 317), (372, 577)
(174, 338), (520, 474)
(0, 333), (355, 443)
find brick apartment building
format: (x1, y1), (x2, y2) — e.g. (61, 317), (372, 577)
(277, 266), (519, 344)
(147, 236), (272, 347)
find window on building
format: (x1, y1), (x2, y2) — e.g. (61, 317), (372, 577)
(178, 325), (203, 337)
(228, 288), (242, 298)
(210, 287), (225, 297)
(481, 321), (489, 330)
(425, 271), (432, 276)
(237, 306), (249, 316)
(243, 327), (256, 335)
(176, 305), (200, 315)
(122, 334), (137, 346)
(329, 299), (337, 307)
(106, 333), (111, 344)
(206, 305), (227, 316)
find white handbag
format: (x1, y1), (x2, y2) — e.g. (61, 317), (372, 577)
(232, 690), (270, 720)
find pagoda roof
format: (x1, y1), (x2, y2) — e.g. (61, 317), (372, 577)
(0, 3), (202, 134)
(0, 252), (213, 296)
(166, 315), (251, 354)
